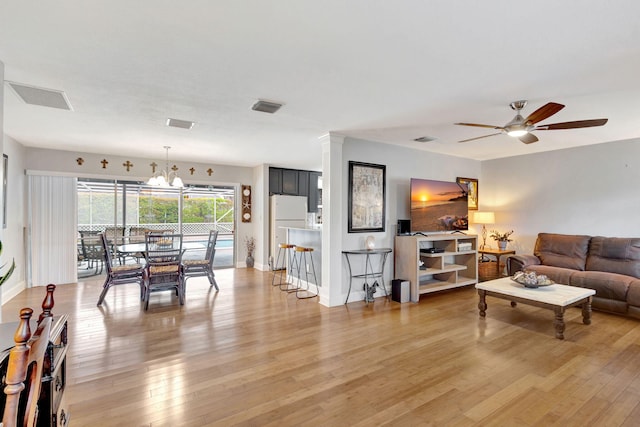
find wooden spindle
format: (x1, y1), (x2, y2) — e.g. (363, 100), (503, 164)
(2, 308), (34, 427)
(39, 284), (56, 322)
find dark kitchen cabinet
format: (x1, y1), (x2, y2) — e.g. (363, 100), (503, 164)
(269, 168), (282, 195)
(281, 169), (298, 195)
(269, 167), (322, 212)
(297, 171), (309, 197)
(308, 172), (321, 213)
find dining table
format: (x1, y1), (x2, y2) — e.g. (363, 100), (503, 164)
(116, 241), (206, 256)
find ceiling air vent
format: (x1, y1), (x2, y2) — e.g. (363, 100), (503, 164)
(166, 118), (195, 130)
(251, 100), (283, 114)
(7, 81), (72, 110)
(413, 136), (437, 143)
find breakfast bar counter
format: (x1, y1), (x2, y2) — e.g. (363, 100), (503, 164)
(284, 226), (322, 287)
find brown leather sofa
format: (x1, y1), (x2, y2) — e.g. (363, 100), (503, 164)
(507, 233), (640, 318)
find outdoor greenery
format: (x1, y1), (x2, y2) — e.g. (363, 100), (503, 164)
(78, 193), (233, 225)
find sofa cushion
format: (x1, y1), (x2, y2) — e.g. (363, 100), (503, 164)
(586, 236), (640, 279)
(534, 233), (591, 271)
(569, 271), (632, 302)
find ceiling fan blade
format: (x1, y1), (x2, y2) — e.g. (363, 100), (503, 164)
(525, 102), (564, 125)
(519, 133), (538, 144)
(458, 132), (502, 143)
(454, 122), (502, 130)
(535, 118), (608, 130)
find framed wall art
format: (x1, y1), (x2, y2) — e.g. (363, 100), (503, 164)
(348, 161), (386, 233)
(456, 177), (478, 211)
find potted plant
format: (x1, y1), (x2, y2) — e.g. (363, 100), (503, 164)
(244, 236), (256, 268)
(0, 240), (16, 286)
(490, 230), (514, 250)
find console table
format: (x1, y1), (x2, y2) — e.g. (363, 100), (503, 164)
(342, 248), (392, 304)
(395, 234), (478, 302)
(0, 315), (69, 427)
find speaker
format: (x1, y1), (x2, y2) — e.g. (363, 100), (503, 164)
(397, 219), (410, 235)
(391, 279), (410, 303)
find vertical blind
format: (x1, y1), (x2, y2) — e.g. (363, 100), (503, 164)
(28, 175), (77, 286)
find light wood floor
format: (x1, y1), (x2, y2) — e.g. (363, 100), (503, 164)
(4, 269), (640, 426)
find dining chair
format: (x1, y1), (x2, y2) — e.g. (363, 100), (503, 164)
(79, 231), (105, 275)
(182, 230), (219, 291)
(104, 226), (126, 264)
(97, 233), (145, 306)
(2, 308), (52, 427)
(143, 233), (184, 310)
(125, 226), (152, 263)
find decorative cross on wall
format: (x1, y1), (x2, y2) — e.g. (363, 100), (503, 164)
(150, 162), (158, 173)
(171, 165), (178, 172)
(189, 167), (195, 175)
(207, 168), (214, 176)
(123, 161), (133, 172)
(101, 159), (109, 169)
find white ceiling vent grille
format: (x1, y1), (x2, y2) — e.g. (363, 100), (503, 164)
(251, 100), (283, 114)
(6, 81), (72, 110)
(166, 118), (195, 130)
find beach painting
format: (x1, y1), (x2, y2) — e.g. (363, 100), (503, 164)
(410, 179), (468, 232)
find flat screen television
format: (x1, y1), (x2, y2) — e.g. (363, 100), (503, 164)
(410, 178), (468, 233)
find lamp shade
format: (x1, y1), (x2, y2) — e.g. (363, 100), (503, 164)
(473, 211), (495, 224)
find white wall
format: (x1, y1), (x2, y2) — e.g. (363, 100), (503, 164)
(25, 147), (253, 185)
(1, 59), (28, 311)
(1, 136), (27, 302)
(480, 138), (640, 255)
(338, 137), (480, 303)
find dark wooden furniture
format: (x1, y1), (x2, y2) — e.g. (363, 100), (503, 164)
(144, 233), (184, 310)
(97, 232), (145, 306)
(2, 308), (51, 427)
(0, 285), (69, 427)
(183, 230), (219, 291)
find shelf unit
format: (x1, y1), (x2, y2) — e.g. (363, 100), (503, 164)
(394, 234), (478, 302)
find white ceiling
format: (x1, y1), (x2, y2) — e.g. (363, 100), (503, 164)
(2, 1), (640, 171)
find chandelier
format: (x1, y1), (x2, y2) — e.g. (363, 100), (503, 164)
(147, 146), (184, 188)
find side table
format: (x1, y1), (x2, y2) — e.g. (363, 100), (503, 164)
(478, 247), (515, 280)
(342, 248), (392, 304)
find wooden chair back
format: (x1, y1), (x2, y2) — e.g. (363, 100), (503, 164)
(1, 284), (56, 427)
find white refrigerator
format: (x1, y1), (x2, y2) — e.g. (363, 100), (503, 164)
(270, 195), (308, 264)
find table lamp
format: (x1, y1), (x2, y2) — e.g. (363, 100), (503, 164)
(473, 211), (495, 249)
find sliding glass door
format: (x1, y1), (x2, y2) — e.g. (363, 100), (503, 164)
(77, 179), (235, 273)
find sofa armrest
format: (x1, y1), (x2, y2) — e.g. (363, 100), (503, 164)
(506, 254), (541, 275)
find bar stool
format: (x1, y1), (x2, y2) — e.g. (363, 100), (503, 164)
(271, 243), (298, 291)
(294, 246), (319, 299)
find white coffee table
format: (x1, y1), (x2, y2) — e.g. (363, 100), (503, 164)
(475, 277), (595, 340)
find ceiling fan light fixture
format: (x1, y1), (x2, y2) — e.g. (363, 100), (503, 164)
(507, 129), (528, 137)
(147, 146), (184, 188)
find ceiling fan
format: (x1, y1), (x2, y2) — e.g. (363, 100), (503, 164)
(455, 100), (608, 144)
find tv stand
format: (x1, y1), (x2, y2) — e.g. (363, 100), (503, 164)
(395, 234), (477, 302)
